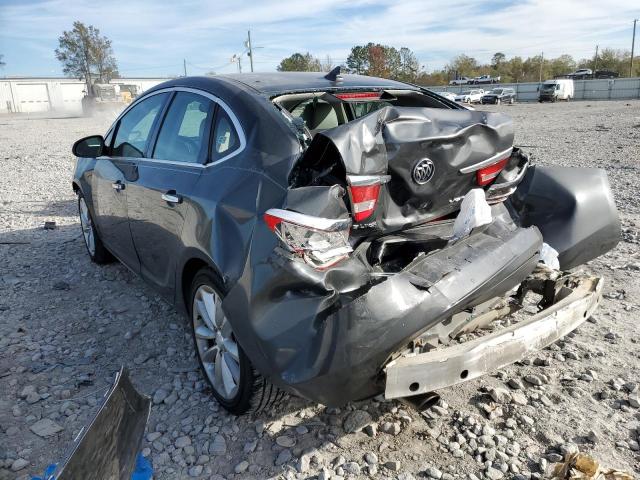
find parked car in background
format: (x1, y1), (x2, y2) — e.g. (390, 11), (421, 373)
(436, 91), (457, 101)
(449, 76), (472, 85)
(455, 89), (484, 103)
(71, 72), (619, 415)
(472, 75), (500, 85)
(481, 88), (516, 105)
(538, 79), (574, 102)
(567, 68), (593, 79)
(594, 70), (619, 79)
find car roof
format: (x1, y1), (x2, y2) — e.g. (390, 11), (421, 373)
(214, 72), (419, 95)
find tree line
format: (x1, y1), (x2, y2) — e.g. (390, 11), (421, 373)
(278, 45), (640, 84)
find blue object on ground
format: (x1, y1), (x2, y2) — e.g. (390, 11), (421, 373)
(31, 454), (152, 480)
(131, 453), (153, 480)
(31, 463), (56, 480)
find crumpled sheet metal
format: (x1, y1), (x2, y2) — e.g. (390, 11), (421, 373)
(303, 106), (515, 233)
(548, 453), (634, 480)
(316, 105), (514, 176)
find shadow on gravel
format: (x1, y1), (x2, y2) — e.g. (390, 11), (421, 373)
(1, 223), (396, 478)
(0, 198), (77, 219)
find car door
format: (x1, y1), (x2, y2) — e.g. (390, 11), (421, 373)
(92, 92), (169, 271)
(126, 89), (216, 297)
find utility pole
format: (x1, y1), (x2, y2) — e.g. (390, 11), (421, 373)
(183, 59), (187, 77)
(631, 19), (638, 77)
(539, 51), (544, 82)
(246, 30), (254, 72)
(594, 45), (598, 73)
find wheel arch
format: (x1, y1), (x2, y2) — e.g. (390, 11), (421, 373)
(178, 251), (225, 315)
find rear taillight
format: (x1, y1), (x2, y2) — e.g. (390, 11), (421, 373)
(264, 209), (352, 269)
(347, 175), (390, 222)
(476, 157), (509, 186)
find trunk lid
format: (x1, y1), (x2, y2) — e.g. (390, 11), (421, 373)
(289, 106), (515, 236)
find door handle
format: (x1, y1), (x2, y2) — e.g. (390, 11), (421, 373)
(161, 191), (182, 204)
(111, 181), (125, 191)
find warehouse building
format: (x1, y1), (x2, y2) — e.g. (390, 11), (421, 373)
(0, 77), (169, 114)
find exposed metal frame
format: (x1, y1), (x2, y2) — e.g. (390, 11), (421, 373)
(384, 274), (603, 399)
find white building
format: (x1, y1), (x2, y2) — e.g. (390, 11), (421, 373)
(0, 77), (170, 114)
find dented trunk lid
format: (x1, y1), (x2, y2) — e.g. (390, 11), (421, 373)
(290, 106), (515, 235)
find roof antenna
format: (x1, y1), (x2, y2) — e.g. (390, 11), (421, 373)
(325, 66), (343, 82)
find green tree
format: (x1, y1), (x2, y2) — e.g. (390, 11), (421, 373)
(491, 52), (506, 69)
(55, 21), (119, 93)
(346, 45), (369, 74)
(448, 54), (479, 78)
(398, 47), (420, 82)
(277, 52), (321, 72)
(548, 54), (576, 78)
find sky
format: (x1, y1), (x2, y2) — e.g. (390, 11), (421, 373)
(0, 0), (638, 78)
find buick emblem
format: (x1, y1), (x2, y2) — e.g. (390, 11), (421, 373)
(412, 158), (435, 184)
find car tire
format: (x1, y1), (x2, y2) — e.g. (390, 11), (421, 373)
(190, 268), (281, 415)
(510, 98), (515, 104)
(78, 192), (113, 264)
(496, 98), (501, 105)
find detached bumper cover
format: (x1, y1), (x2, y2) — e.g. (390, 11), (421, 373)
(385, 273), (602, 399)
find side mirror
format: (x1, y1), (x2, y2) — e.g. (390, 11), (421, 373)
(72, 135), (105, 157)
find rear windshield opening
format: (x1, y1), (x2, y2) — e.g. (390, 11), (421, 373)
(273, 90), (450, 135)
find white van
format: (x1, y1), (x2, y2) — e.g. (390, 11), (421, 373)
(538, 79), (574, 102)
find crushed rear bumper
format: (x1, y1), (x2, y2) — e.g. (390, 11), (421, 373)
(385, 272), (602, 399)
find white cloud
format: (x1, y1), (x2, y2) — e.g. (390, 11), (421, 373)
(0, 0), (638, 76)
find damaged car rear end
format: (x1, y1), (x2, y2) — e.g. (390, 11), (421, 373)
(73, 72), (620, 413)
(219, 72), (620, 408)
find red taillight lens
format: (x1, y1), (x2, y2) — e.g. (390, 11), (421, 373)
(263, 213), (281, 231)
(349, 183), (381, 222)
(476, 158), (509, 186)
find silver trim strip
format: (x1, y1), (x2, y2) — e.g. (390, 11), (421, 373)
(346, 174), (392, 186)
(459, 147), (513, 174)
(265, 208), (351, 232)
(107, 86), (247, 168)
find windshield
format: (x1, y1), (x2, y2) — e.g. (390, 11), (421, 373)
(491, 89), (503, 94)
(461, 91), (471, 95)
(542, 83), (556, 90)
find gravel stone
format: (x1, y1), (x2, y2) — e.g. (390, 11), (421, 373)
(385, 460), (401, 471)
(343, 409), (372, 433)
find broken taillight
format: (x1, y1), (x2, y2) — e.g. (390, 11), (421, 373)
(264, 209), (352, 269)
(476, 158), (509, 186)
(347, 175), (390, 222)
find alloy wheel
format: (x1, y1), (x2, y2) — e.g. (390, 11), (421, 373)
(192, 285), (240, 400)
(79, 197), (95, 256)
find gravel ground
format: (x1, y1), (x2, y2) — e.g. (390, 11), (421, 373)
(1, 100), (639, 480)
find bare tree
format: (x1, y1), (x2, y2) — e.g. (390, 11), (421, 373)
(321, 55), (334, 72)
(55, 21), (119, 95)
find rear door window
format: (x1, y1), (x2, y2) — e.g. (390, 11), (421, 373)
(153, 92), (215, 164)
(211, 108), (240, 160)
(112, 93), (168, 158)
